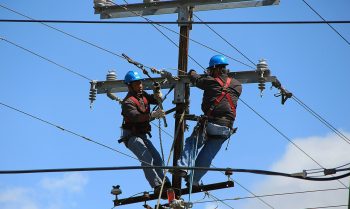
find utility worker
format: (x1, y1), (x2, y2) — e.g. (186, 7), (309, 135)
(177, 55), (242, 187)
(120, 70), (171, 197)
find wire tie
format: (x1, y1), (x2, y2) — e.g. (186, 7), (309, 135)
(324, 168), (336, 176)
(82, 136), (92, 141)
(56, 125), (65, 131)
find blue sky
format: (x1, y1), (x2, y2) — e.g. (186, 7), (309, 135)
(1, 0), (350, 209)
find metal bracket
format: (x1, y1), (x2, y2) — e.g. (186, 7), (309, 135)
(177, 5), (193, 27)
(94, 0), (280, 19)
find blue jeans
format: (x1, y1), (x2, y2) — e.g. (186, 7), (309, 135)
(177, 122), (232, 185)
(122, 129), (170, 188)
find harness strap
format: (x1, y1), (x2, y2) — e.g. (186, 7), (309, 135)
(207, 77), (236, 116)
(128, 95), (149, 113)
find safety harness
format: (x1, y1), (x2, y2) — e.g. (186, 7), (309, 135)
(206, 77), (236, 117)
(123, 95), (149, 123)
(121, 95), (151, 139)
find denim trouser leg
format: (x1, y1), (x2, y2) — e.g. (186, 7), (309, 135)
(177, 122), (231, 184)
(126, 134), (170, 188)
(177, 130), (206, 169)
(192, 136), (226, 184)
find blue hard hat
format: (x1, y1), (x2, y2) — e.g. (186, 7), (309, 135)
(124, 71), (143, 84)
(208, 55), (229, 69)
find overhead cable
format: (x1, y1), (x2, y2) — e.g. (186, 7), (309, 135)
(117, 0), (206, 70)
(212, 165), (275, 209)
(193, 187), (347, 204)
(302, 0), (350, 46)
(1, 19), (350, 25)
(1, 165), (350, 181)
(0, 37), (91, 81)
(206, 191), (234, 209)
(239, 98), (348, 188)
(0, 4), (128, 62)
(304, 204), (348, 209)
(292, 95), (350, 145)
(194, 13), (256, 66)
(0, 4), (253, 69)
(0, 101), (151, 165)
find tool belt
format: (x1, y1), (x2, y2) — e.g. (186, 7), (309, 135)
(119, 121), (152, 147)
(122, 122), (151, 135)
(208, 116), (234, 128)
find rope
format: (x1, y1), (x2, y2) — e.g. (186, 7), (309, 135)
(158, 119), (165, 164)
(155, 112), (186, 209)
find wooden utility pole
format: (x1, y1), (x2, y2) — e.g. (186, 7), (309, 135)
(172, 6), (192, 191)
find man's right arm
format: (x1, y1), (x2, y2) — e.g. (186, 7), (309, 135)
(188, 69), (208, 90)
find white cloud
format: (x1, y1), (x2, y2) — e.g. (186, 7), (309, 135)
(0, 187), (39, 209)
(40, 173), (88, 193)
(0, 173), (88, 209)
(241, 132), (350, 209)
(204, 202), (219, 209)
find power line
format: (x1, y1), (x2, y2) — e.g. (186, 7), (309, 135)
(0, 37), (92, 81)
(194, 13), (256, 66)
(212, 166), (275, 209)
(206, 192), (234, 209)
(0, 3), (253, 70)
(292, 95), (350, 145)
(1, 19), (350, 25)
(0, 101), (146, 164)
(304, 205), (348, 209)
(193, 187), (347, 203)
(1, 165), (350, 181)
(117, 0), (206, 71)
(239, 98), (348, 188)
(302, 0), (350, 47)
(0, 4), (127, 61)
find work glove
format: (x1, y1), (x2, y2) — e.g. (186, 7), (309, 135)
(153, 92), (163, 101)
(188, 69), (196, 76)
(151, 108), (165, 119)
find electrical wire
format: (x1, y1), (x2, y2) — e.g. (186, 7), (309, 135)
(193, 187), (348, 204)
(194, 13), (256, 67)
(206, 191), (234, 209)
(0, 4), (128, 60)
(0, 101), (156, 166)
(118, 0), (206, 71)
(2, 19), (350, 24)
(0, 37), (92, 81)
(292, 95), (350, 145)
(0, 4), (252, 69)
(304, 205), (348, 209)
(239, 98), (348, 188)
(302, 0), (350, 47)
(212, 165), (275, 209)
(2, 165), (350, 181)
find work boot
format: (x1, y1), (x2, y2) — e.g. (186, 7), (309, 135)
(154, 181), (171, 199)
(169, 169), (187, 178)
(185, 177), (201, 190)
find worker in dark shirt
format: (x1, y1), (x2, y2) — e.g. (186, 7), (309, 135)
(177, 55), (242, 187)
(121, 70), (171, 197)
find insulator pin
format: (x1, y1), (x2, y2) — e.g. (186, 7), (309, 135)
(106, 70), (117, 81)
(89, 81), (97, 109)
